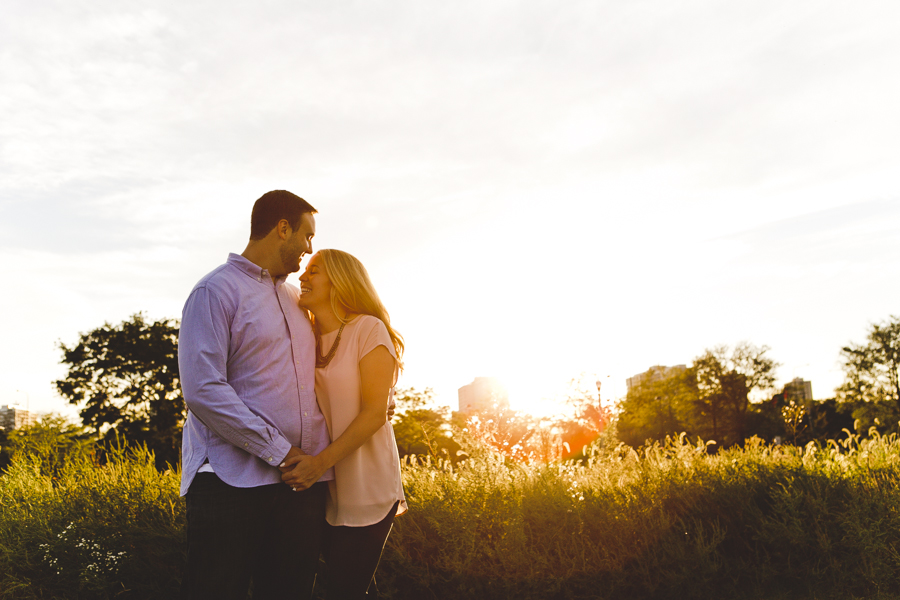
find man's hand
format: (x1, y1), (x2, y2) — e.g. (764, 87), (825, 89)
(386, 393), (396, 421)
(280, 449), (327, 491)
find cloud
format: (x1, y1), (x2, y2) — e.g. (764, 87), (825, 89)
(2, 0), (899, 410)
(721, 199), (900, 270)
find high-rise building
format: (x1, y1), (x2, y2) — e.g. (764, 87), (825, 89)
(626, 365), (687, 391)
(457, 377), (509, 414)
(783, 378), (813, 402)
(0, 404), (37, 431)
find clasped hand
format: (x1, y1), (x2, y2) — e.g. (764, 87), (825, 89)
(279, 447), (326, 491)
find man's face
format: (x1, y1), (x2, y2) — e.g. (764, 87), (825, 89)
(279, 212), (316, 275)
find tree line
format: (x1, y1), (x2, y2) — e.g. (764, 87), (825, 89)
(26, 313), (613, 469)
(2, 313), (897, 470)
(617, 316), (900, 449)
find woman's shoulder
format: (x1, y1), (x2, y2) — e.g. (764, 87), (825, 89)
(348, 315), (393, 354)
(350, 314), (385, 331)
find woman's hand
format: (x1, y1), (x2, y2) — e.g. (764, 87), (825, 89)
(280, 452), (327, 491)
(278, 345), (396, 491)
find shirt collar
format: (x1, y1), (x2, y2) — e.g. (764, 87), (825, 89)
(227, 253), (288, 285)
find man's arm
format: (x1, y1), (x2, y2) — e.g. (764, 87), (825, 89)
(179, 285), (293, 466)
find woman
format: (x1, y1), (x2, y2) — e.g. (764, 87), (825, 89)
(281, 248), (407, 599)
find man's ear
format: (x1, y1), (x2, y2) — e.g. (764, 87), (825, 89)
(275, 218), (293, 241)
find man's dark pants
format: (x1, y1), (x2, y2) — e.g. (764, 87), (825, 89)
(180, 473), (327, 600)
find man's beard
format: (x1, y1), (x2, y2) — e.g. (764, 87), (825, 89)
(279, 244), (301, 275)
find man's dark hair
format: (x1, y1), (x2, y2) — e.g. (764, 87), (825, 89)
(249, 190), (317, 240)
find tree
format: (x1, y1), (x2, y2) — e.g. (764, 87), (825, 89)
(55, 313), (183, 468)
(556, 376), (613, 458)
(617, 344), (777, 449)
(391, 388), (462, 462)
(563, 376), (613, 436)
(837, 316), (900, 410)
(689, 343), (777, 447)
(836, 316), (900, 436)
(617, 367), (696, 448)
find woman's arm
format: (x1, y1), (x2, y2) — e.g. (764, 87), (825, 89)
(280, 345), (396, 490)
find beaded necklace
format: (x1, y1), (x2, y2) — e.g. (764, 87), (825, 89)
(316, 321), (346, 368)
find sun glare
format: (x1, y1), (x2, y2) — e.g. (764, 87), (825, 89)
(495, 371), (574, 419)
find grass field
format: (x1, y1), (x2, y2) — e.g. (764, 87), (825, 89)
(3, 431), (900, 599)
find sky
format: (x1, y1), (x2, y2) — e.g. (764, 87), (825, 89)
(2, 0), (899, 419)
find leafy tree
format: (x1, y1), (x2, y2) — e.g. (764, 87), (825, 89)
(689, 343), (777, 447)
(838, 316), (900, 409)
(563, 376), (613, 435)
(617, 344), (777, 449)
(55, 313), (183, 468)
(833, 316), (900, 436)
(802, 399), (856, 442)
(555, 376), (613, 459)
(617, 367), (696, 448)
(391, 388), (462, 462)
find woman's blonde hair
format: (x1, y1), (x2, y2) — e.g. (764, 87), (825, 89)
(313, 249), (404, 366)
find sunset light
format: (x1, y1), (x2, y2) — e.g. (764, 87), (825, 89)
(3, 3), (899, 420)
(4, 2), (900, 598)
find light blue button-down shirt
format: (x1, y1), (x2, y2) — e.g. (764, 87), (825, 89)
(179, 253), (333, 496)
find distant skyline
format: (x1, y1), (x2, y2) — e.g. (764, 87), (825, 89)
(2, 1), (899, 418)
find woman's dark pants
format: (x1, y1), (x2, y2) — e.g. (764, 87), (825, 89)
(323, 501), (399, 599)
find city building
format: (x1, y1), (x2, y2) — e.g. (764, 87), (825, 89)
(0, 404), (37, 431)
(626, 365), (687, 392)
(783, 377), (813, 402)
(457, 377), (509, 414)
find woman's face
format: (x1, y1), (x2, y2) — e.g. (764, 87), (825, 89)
(298, 253), (333, 311)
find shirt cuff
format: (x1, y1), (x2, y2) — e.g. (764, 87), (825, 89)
(262, 436), (294, 467)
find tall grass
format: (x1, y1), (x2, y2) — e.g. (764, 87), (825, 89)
(379, 431), (900, 600)
(3, 431), (900, 599)
(0, 445), (184, 599)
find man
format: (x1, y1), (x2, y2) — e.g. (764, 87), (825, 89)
(178, 190), (332, 600)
